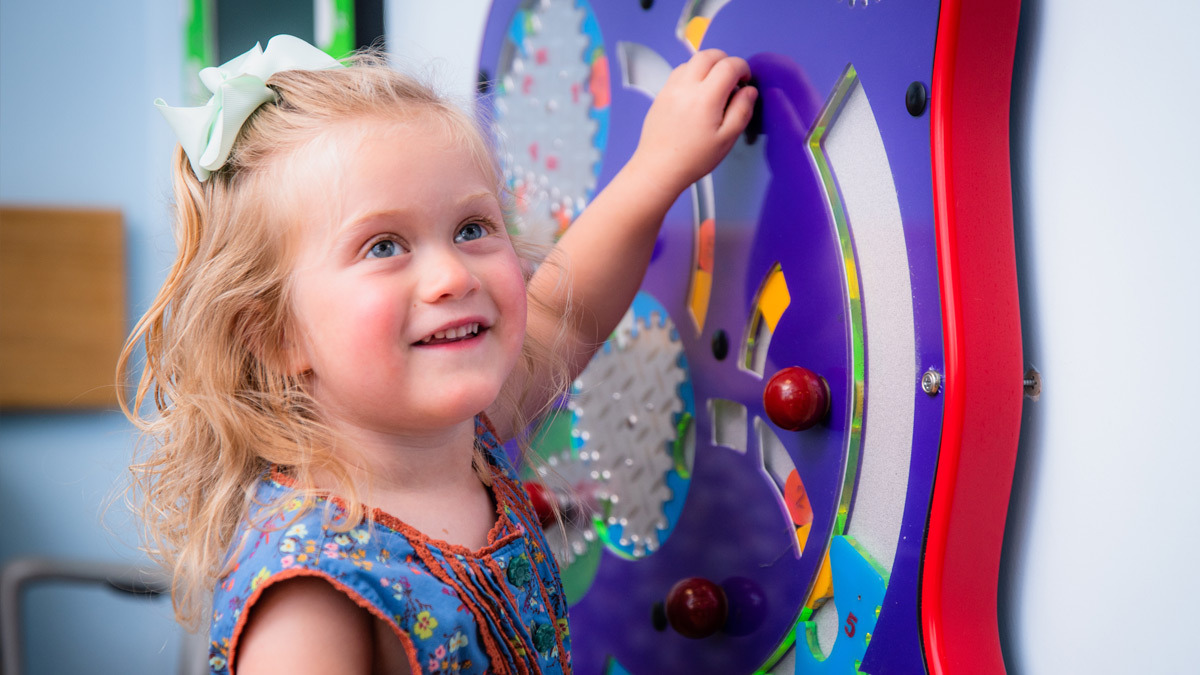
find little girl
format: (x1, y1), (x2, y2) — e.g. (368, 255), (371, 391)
(124, 34), (754, 675)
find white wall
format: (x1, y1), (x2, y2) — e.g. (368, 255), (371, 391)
(385, 0), (491, 101)
(999, 2), (1200, 673)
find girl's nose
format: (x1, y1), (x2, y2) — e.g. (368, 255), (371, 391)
(418, 246), (481, 302)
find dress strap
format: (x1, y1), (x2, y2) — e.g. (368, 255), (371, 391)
(475, 414), (520, 481)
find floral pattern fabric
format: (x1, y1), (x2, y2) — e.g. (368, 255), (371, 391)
(208, 418), (570, 674)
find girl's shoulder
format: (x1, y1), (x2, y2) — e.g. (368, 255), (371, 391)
(207, 477), (412, 671)
(206, 475), (415, 671)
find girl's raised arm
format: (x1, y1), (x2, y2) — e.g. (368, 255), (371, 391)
(497, 50), (756, 437)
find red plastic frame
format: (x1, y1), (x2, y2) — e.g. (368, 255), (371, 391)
(922, 1), (1023, 673)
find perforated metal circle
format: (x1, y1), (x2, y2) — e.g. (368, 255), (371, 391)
(568, 307), (689, 557)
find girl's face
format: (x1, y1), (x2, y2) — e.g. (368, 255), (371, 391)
(283, 116), (527, 440)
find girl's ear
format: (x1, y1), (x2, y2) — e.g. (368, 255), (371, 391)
(236, 304), (311, 377)
(277, 322), (312, 377)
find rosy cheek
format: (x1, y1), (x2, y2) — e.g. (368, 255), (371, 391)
(347, 290), (405, 345)
(298, 279), (400, 352)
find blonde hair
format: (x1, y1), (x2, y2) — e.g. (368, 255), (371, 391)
(120, 52), (569, 628)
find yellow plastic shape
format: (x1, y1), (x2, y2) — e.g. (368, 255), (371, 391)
(805, 551), (835, 611)
(689, 268), (712, 330)
(796, 523), (812, 551)
(684, 16), (710, 50)
(759, 267), (791, 332)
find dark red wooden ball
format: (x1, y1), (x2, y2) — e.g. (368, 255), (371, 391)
(763, 366), (830, 431)
(665, 577), (728, 639)
(524, 482), (557, 529)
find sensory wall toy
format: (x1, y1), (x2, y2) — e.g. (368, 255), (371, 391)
(479, 1), (1023, 673)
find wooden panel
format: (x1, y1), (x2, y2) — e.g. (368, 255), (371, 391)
(0, 207), (125, 410)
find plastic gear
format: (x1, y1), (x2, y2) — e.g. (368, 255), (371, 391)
(494, 0), (602, 247)
(568, 308), (688, 557)
(536, 448), (603, 567)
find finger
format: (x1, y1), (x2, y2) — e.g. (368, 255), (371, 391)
(706, 56), (752, 91)
(718, 84), (758, 138)
(697, 57), (752, 114)
(683, 48), (729, 80)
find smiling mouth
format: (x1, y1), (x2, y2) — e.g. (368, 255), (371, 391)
(417, 322), (483, 345)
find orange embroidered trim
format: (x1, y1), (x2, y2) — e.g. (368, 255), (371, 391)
(445, 553), (530, 675)
(472, 557), (543, 675)
(481, 556), (546, 675)
(267, 464), (522, 558)
(477, 413), (501, 440)
(492, 475), (540, 538)
(530, 557), (569, 674)
(485, 458), (571, 673)
(226, 567), (421, 675)
(492, 472), (567, 584)
(412, 541), (511, 674)
(465, 557), (515, 629)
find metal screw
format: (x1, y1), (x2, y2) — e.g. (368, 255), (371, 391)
(1023, 367), (1042, 400)
(921, 368), (941, 395)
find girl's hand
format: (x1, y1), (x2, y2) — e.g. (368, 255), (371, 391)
(627, 49), (757, 198)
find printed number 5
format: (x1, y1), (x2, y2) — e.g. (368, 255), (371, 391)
(843, 612), (858, 638)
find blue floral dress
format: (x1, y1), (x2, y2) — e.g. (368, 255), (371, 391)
(207, 418), (570, 674)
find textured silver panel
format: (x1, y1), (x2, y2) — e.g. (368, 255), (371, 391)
(494, 0), (600, 247)
(825, 80), (916, 575)
(568, 310), (688, 556)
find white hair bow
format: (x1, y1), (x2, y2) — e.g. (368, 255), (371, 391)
(155, 35), (343, 181)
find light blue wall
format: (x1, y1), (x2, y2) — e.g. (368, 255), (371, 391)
(1, 0), (186, 672)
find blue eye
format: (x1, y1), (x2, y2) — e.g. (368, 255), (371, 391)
(455, 222), (488, 243)
(366, 239), (401, 259)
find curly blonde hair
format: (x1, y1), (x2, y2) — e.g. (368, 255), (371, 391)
(120, 53), (569, 628)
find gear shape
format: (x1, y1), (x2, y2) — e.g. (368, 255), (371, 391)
(493, 0), (607, 247)
(536, 446), (602, 568)
(568, 304), (689, 558)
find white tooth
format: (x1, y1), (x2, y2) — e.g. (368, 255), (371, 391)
(453, 326), (465, 339)
(434, 330), (446, 340)
(471, 322), (480, 334)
